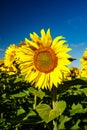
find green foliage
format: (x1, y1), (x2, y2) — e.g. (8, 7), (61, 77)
(36, 101), (66, 123)
(70, 103), (87, 116)
(0, 71), (87, 129)
(28, 87), (45, 99)
(58, 115), (71, 129)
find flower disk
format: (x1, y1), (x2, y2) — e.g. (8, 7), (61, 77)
(34, 47), (58, 73)
(16, 29), (72, 90)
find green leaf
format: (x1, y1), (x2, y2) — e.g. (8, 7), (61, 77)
(36, 101), (66, 123)
(0, 118), (6, 123)
(58, 115), (71, 129)
(70, 103), (83, 116)
(2, 93), (6, 98)
(82, 108), (87, 113)
(81, 88), (87, 96)
(36, 103), (51, 123)
(70, 103), (87, 116)
(83, 119), (87, 123)
(14, 76), (25, 83)
(71, 119), (80, 129)
(28, 87), (45, 99)
(58, 78), (87, 93)
(54, 101), (66, 112)
(23, 110), (37, 121)
(84, 125), (87, 130)
(17, 107), (25, 116)
(11, 91), (27, 98)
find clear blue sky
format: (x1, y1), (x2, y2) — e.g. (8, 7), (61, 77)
(0, 0), (87, 67)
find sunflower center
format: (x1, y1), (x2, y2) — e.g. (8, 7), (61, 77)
(34, 47), (58, 73)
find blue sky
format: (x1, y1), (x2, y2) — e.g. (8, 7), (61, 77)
(0, 0), (87, 67)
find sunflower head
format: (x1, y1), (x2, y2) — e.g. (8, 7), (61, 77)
(81, 68), (87, 78)
(16, 29), (72, 90)
(3, 44), (19, 74)
(63, 67), (81, 80)
(80, 48), (87, 69)
(70, 67), (80, 79)
(4, 44), (17, 67)
(0, 64), (17, 75)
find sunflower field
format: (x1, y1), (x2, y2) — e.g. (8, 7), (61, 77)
(0, 29), (87, 130)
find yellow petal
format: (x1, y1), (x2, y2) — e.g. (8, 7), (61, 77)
(52, 36), (64, 48)
(25, 38), (39, 49)
(35, 73), (45, 89)
(41, 29), (45, 38)
(25, 38), (30, 44)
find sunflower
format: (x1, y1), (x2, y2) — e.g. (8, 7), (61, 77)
(81, 69), (87, 78)
(0, 64), (17, 75)
(64, 67), (81, 80)
(4, 44), (17, 66)
(80, 49), (87, 78)
(16, 29), (71, 90)
(80, 48), (87, 70)
(4, 44), (18, 74)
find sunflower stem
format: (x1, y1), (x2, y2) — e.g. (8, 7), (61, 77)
(33, 95), (37, 109)
(51, 86), (58, 130)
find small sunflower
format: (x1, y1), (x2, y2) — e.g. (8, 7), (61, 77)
(80, 49), (87, 78)
(16, 29), (72, 90)
(4, 44), (17, 67)
(81, 69), (87, 78)
(80, 48), (87, 70)
(4, 44), (18, 74)
(64, 67), (81, 80)
(0, 64), (17, 75)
